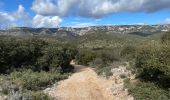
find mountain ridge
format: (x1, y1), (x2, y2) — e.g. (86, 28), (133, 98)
(0, 24), (170, 37)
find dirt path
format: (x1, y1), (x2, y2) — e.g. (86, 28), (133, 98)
(44, 65), (134, 100)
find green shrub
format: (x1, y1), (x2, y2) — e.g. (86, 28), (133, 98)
(76, 48), (119, 66)
(37, 45), (75, 72)
(161, 31), (170, 43)
(29, 91), (52, 100)
(0, 37), (47, 73)
(96, 66), (113, 77)
(120, 45), (137, 60)
(125, 80), (170, 100)
(0, 37), (76, 73)
(0, 79), (18, 95)
(0, 72), (56, 99)
(97, 50), (119, 64)
(75, 49), (96, 65)
(5, 88), (51, 100)
(75, 49), (118, 78)
(135, 43), (170, 87)
(8, 70), (68, 90)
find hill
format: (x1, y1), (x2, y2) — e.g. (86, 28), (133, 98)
(0, 24), (170, 38)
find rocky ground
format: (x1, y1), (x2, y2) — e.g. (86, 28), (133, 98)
(0, 95), (6, 100)
(44, 64), (134, 100)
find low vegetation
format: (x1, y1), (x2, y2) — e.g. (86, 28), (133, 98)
(0, 36), (76, 99)
(75, 48), (119, 77)
(122, 31), (170, 100)
(0, 31), (168, 99)
(124, 79), (170, 100)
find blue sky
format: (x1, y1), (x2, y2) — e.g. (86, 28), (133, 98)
(0, 0), (170, 28)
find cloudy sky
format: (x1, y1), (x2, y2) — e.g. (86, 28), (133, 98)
(0, 0), (170, 28)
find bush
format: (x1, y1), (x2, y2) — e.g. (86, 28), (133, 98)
(0, 70), (63, 99)
(28, 91), (52, 100)
(75, 49), (96, 65)
(135, 43), (170, 88)
(124, 80), (170, 100)
(0, 79), (18, 95)
(161, 31), (170, 43)
(96, 50), (119, 64)
(0, 37), (47, 73)
(0, 37), (76, 73)
(76, 48), (119, 66)
(8, 70), (68, 90)
(75, 49), (118, 78)
(96, 66), (113, 77)
(37, 45), (76, 72)
(0, 84), (51, 100)
(120, 45), (137, 60)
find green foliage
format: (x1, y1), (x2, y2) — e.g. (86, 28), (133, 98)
(0, 31), (163, 99)
(0, 70), (67, 99)
(0, 37), (76, 73)
(161, 31), (170, 43)
(8, 70), (68, 90)
(75, 49), (119, 78)
(135, 43), (170, 87)
(97, 50), (119, 64)
(77, 32), (159, 49)
(75, 49), (96, 65)
(0, 79), (15, 95)
(120, 45), (137, 60)
(28, 91), (52, 100)
(37, 45), (75, 72)
(123, 33), (170, 100)
(96, 66), (113, 77)
(0, 37), (47, 73)
(0, 36), (76, 99)
(124, 80), (170, 100)
(0, 79), (52, 100)
(76, 48), (119, 66)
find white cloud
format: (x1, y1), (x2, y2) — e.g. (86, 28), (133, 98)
(130, 23), (148, 25)
(32, 0), (170, 18)
(0, 5), (29, 28)
(165, 18), (170, 24)
(12, 5), (28, 19)
(0, 12), (15, 22)
(32, 0), (58, 16)
(0, 4), (61, 28)
(70, 22), (97, 28)
(0, 12), (16, 28)
(32, 14), (62, 28)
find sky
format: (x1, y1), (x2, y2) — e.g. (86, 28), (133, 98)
(0, 0), (170, 28)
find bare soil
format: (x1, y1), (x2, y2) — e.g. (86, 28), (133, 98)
(44, 65), (134, 100)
